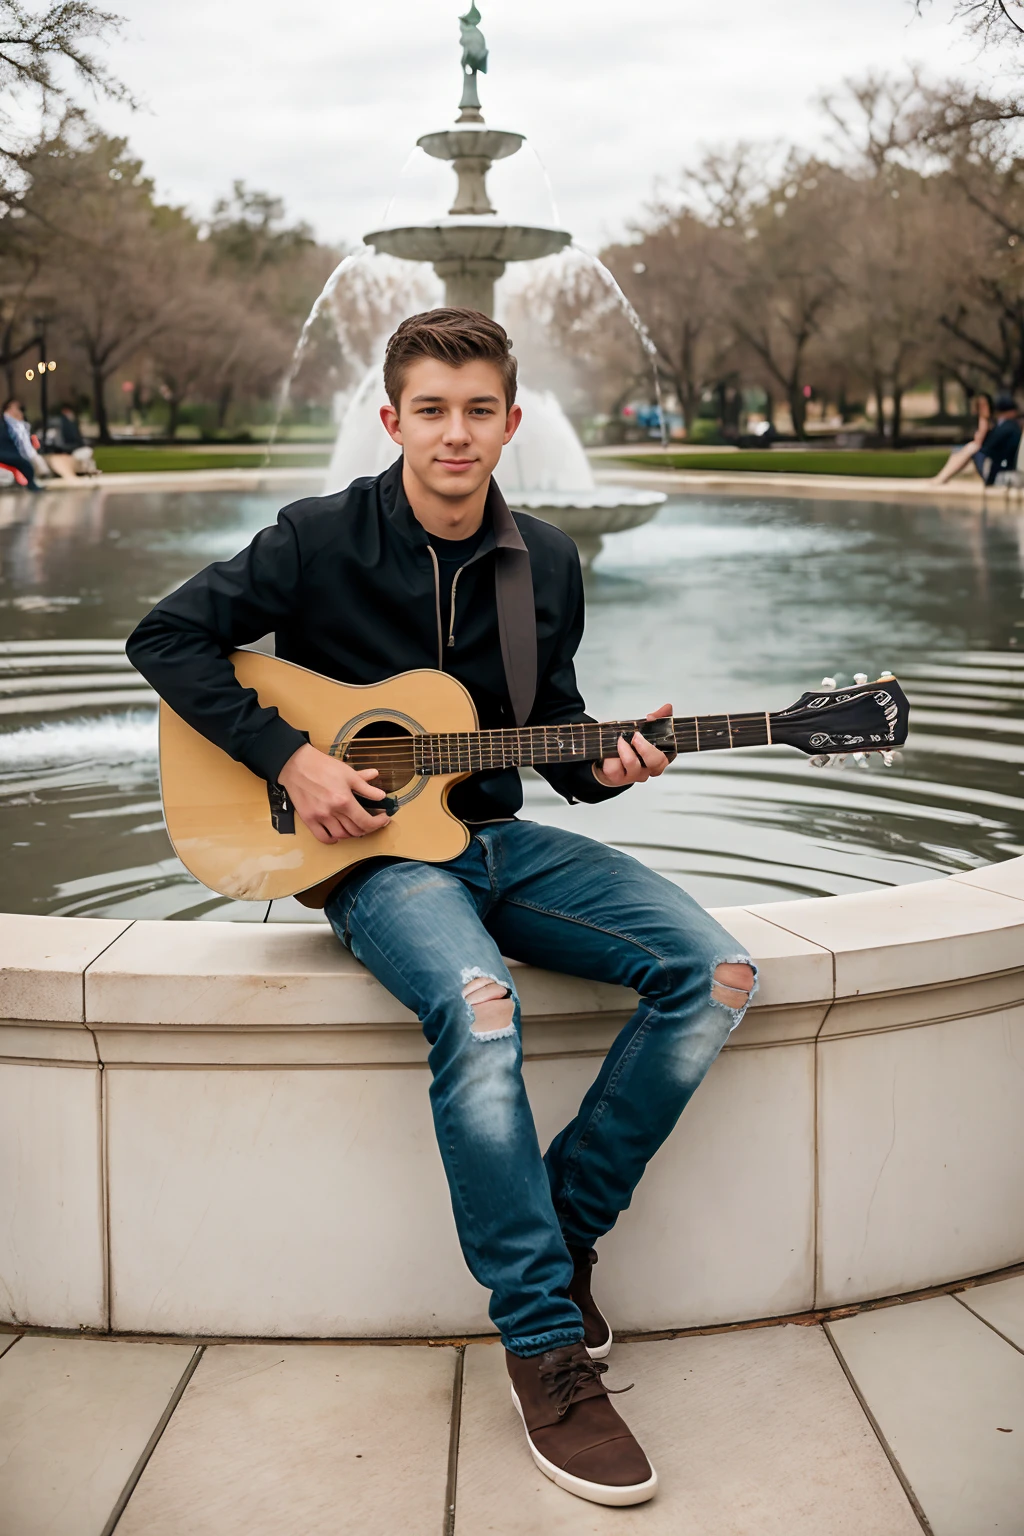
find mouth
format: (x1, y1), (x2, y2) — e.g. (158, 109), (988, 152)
(435, 457), (477, 472)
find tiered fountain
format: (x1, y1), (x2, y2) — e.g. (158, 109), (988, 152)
(324, 4), (664, 566)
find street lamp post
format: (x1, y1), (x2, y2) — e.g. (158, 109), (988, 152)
(25, 315), (56, 437)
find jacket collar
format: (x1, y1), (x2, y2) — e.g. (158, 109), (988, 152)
(380, 455), (526, 554)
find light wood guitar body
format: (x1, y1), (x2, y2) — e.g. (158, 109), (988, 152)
(159, 653), (477, 903)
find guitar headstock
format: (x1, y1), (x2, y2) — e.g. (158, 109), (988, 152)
(769, 673), (910, 760)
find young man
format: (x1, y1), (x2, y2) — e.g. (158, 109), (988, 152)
(127, 308), (756, 1508)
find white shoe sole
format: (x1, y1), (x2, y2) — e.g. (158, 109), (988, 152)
(585, 1312), (613, 1361)
(510, 1385), (658, 1507)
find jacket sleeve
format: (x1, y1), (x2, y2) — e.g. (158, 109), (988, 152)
(125, 508), (310, 783)
(530, 549), (628, 806)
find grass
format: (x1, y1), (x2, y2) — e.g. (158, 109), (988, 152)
(92, 446), (331, 474)
(610, 449), (949, 478)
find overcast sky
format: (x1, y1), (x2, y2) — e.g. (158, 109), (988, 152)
(94, 0), (998, 252)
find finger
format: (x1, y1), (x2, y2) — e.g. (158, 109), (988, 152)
(313, 816), (348, 844)
(355, 768), (387, 799)
(618, 736), (649, 781)
(339, 801), (391, 838)
(645, 703), (673, 720)
(336, 796), (389, 836)
(632, 731), (668, 772)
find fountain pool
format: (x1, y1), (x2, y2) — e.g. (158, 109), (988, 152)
(0, 483), (1021, 920)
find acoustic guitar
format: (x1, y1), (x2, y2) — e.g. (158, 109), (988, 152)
(158, 653), (910, 904)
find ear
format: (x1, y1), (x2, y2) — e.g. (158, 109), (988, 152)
(380, 403), (402, 444)
(502, 403), (523, 446)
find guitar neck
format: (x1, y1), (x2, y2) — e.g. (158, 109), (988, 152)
(414, 712), (773, 775)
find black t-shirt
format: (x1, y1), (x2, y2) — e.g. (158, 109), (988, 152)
(428, 521), (489, 642)
(982, 418), (1022, 484)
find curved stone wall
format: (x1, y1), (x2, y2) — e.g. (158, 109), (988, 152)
(2, 857), (1023, 1339)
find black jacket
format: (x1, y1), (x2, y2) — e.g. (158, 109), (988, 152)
(982, 418), (1022, 485)
(126, 458), (623, 824)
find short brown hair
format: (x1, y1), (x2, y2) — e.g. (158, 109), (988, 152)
(383, 308), (518, 411)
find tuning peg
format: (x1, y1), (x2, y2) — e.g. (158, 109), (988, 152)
(881, 751), (894, 767)
(821, 676), (837, 690)
(852, 751), (868, 765)
(853, 672), (868, 686)
(809, 754), (829, 768)
(878, 670), (895, 680)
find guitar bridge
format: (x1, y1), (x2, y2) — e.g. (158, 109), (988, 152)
(267, 781), (296, 835)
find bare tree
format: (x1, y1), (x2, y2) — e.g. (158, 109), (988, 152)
(604, 212), (737, 437)
(0, 2), (132, 170)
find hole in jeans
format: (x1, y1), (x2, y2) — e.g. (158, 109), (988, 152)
(462, 975), (515, 1037)
(711, 961), (756, 1012)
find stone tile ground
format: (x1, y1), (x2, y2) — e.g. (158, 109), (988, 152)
(0, 1276), (1021, 1535)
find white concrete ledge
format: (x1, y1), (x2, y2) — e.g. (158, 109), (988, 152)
(2, 467), (324, 495)
(593, 464), (1018, 509)
(1, 859), (1023, 1338)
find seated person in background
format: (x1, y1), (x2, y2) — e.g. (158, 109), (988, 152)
(0, 398), (43, 492)
(978, 392), (1022, 484)
(934, 391), (1022, 485)
(45, 403), (99, 479)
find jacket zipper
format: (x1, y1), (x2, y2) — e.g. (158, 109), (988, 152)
(426, 546), (469, 662)
(427, 546), (444, 668)
(447, 566), (466, 649)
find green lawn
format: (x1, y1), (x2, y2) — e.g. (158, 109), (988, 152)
(611, 450), (949, 478)
(93, 447), (331, 474)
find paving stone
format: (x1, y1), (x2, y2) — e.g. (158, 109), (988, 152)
(829, 1295), (1024, 1536)
(116, 1343), (455, 1536)
(454, 1329), (919, 1534)
(957, 1273), (1024, 1352)
(0, 1334), (195, 1536)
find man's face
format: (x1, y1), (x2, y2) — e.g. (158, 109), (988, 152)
(380, 357), (521, 501)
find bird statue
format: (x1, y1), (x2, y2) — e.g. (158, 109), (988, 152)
(460, 5), (489, 76)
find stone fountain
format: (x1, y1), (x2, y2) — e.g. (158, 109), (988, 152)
(325, 4), (664, 567)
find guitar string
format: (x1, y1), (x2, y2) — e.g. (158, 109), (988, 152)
(339, 719), (778, 755)
(340, 725), (773, 760)
(339, 712), (777, 762)
(340, 723), (775, 771)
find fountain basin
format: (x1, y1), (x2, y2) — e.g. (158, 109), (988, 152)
(505, 488), (664, 565)
(2, 858), (1022, 1338)
(417, 126), (524, 162)
(364, 219), (570, 266)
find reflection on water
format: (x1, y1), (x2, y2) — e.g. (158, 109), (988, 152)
(0, 483), (1021, 918)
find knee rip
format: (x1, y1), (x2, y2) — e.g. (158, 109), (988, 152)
(461, 972), (516, 1040)
(711, 961), (756, 1014)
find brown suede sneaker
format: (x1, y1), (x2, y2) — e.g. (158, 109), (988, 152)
(567, 1245), (613, 1360)
(506, 1343), (657, 1506)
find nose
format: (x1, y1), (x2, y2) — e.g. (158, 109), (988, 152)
(442, 411), (472, 444)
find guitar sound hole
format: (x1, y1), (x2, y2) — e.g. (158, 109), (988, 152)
(342, 719), (417, 795)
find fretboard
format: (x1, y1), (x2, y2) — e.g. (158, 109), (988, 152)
(412, 713), (772, 775)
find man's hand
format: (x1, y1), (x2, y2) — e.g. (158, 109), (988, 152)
(277, 742), (390, 844)
(593, 702), (675, 788)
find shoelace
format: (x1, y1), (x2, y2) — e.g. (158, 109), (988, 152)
(539, 1354), (634, 1418)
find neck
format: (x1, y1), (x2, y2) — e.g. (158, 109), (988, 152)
(402, 460), (490, 540)
(343, 710), (773, 779)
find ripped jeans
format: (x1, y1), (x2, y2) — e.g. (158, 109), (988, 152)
(326, 821), (756, 1357)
